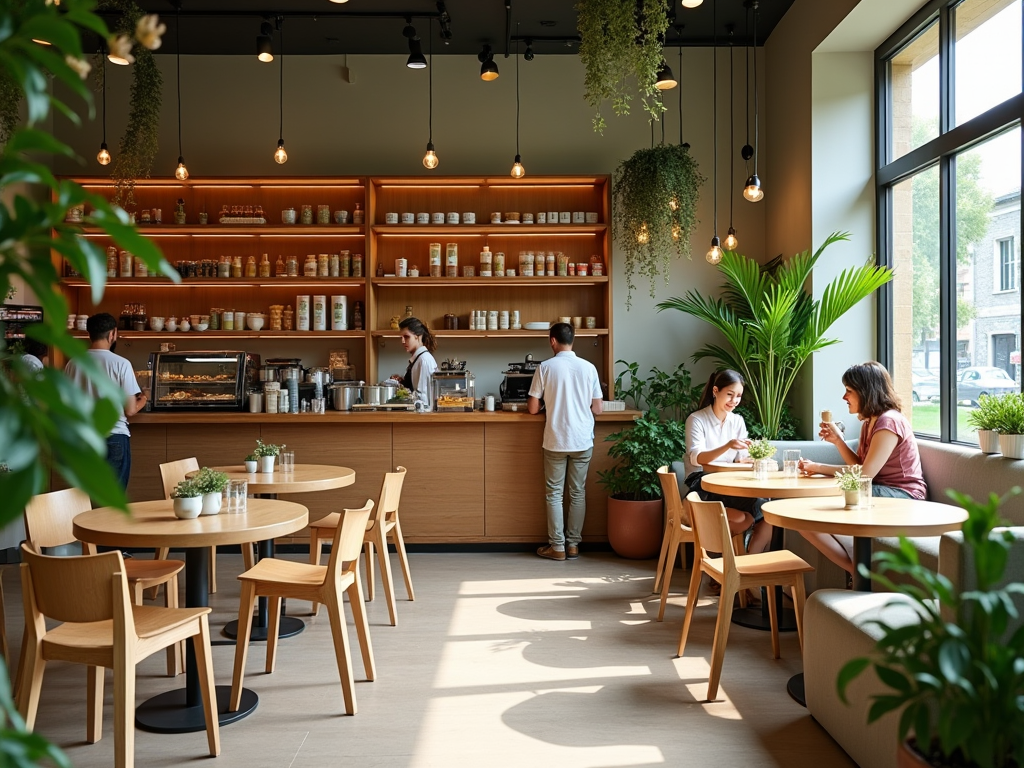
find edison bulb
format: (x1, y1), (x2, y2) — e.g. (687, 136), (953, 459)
(637, 223), (650, 244)
(274, 140), (288, 164)
(510, 154), (525, 179)
(723, 227), (738, 251)
(174, 156), (189, 181)
(743, 174), (764, 202)
(671, 223), (681, 241)
(96, 142), (111, 166)
(422, 143), (439, 169)
(668, 197), (679, 211)
(706, 236), (723, 265)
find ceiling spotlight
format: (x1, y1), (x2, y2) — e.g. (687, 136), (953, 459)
(403, 22), (427, 69)
(257, 20), (274, 62)
(654, 60), (677, 90)
(478, 45), (499, 81)
(328, 0), (350, 3)
(682, 0), (704, 7)
(524, 39), (534, 61)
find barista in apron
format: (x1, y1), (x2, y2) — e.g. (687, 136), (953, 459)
(393, 316), (438, 408)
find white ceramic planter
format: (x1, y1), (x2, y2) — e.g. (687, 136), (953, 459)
(200, 492), (222, 516)
(998, 433), (1024, 460)
(977, 429), (1001, 455)
(244, 460), (258, 473)
(173, 496), (203, 519)
(259, 455), (276, 473)
(844, 489), (860, 508)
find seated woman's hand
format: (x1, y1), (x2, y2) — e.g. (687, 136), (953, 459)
(818, 421), (844, 444)
(797, 458), (817, 476)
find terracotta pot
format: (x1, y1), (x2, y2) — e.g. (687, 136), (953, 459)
(606, 497), (664, 559)
(897, 740), (932, 768)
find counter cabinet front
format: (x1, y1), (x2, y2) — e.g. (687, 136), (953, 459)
(86, 412), (638, 546)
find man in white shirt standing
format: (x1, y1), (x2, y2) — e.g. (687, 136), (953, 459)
(528, 323), (603, 561)
(64, 313), (148, 489)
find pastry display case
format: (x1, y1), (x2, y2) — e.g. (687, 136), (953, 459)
(148, 350), (259, 410)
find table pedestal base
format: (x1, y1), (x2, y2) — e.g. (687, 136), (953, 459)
(136, 684), (257, 733)
(731, 600), (798, 632)
(222, 615), (305, 642)
(787, 673), (806, 706)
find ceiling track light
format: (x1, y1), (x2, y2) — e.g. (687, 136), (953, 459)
(97, 49), (111, 165)
(173, 3), (188, 180)
(257, 20), (274, 62)
(422, 18), (438, 169)
(523, 39), (534, 61)
(478, 44), (498, 81)
(654, 59), (676, 90)
(510, 28), (524, 178)
(681, 0), (704, 7)
(275, 18), (287, 164)
(743, 0), (764, 203)
(404, 19), (427, 69)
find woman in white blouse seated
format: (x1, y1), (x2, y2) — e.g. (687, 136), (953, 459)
(682, 369), (772, 554)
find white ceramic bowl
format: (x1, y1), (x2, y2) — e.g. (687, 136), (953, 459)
(149, 317), (165, 331)
(247, 315), (265, 331)
(194, 323), (209, 332)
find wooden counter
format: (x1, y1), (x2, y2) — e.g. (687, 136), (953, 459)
(89, 410), (641, 547)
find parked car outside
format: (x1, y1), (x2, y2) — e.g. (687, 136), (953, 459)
(912, 368), (940, 403)
(956, 366), (1019, 405)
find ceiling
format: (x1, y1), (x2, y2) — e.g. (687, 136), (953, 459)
(107, 0), (795, 58)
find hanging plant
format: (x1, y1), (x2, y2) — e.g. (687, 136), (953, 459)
(103, 0), (163, 210)
(0, 70), (21, 147)
(613, 142), (704, 307)
(576, 0), (670, 133)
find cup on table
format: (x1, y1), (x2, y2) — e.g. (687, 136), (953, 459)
(280, 451), (295, 473)
(857, 477), (873, 508)
(783, 450), (801, 479)
(224, 479), (247, 513)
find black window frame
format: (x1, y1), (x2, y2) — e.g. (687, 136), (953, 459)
(876, 0), (1024, 444)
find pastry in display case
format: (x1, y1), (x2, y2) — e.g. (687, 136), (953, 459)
(431, 360), (475, 412)
(148, 350), (259, 410)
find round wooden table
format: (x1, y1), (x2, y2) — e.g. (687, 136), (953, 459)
(702, 461), (754, 474)
(74, 498), (308, 734)
(206, 464), (355, 641)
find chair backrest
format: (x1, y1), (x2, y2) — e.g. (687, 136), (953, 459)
(20, 545), (128, 625)
(378, 466), (407, 519)
(685, 492), (737, 572)
(24, 487), (92, 551)
(657, 466), (691, 527)
(160, 457), (200, 500)
(327, 501), (375, 586)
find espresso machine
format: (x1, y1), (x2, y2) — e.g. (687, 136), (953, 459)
(499, 354), (539, 411)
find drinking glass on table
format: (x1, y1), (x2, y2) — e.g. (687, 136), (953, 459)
(783, 450), (801, 478)
(857, 477), (873, 508)
(225, 479), (248, 513)
(280, 451), (295, 473)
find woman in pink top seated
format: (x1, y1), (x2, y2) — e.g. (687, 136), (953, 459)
(796, 361), (927, 575)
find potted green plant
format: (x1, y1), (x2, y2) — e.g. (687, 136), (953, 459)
(613, 143), (704, 307)
(834, 465), (863, 508)
(967, 393), (1004, 454)
(244, 453), (259, 474)
(171, 477), (203, 519)
(657, 233), (894, 439)
(193, 467), (229, 515)
(599, 361), (698, 559)
(747, 439), (776, 480)
(990, 392), (1024, 460)
(253, 438), (283, 473)
(576, 0), (670, 133)
(837, 489), (1024, 768)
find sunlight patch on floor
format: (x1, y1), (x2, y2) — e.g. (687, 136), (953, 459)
(458, 577), (597, 595)
(447, 595), (591, 636)
(433, 638), (651, 688)
(626, 601), (648, 614)
(410, 688), (666, 768)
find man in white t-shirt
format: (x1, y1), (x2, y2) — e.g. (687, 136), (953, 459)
(528, 323), (603, 561)
(64, 313), (148, 489)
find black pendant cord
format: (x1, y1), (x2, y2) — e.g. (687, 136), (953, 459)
(427, 18), (432, 145)
(101, 51), (106, 145)
(650, 119), (654, 149)
(712, 1), (717, 238)
(678, 44), (683, 145)
(279, 20), (284, 143)
(176, 7), (182, 160)
(661, 111), (665, 145)
(752, 3), (759, 176)
(515, 27), (520, 157)
(729, 38), (734, 230)
(745, 5), (751, 151)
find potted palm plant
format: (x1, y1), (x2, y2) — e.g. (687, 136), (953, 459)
(193, 467), (229, 515)
(837, 489), (1024, 767)
(967, 393), (1004, 454)
(657, 233), (894, 439)
(171, 478), (203, 519)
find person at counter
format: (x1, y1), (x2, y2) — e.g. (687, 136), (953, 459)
(392, 316), (438, 408)
(64, 313), (147, 488)
(528, 323), (603, 561)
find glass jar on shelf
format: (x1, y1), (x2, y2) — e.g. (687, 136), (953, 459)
(231, 256), (243, 278)
(300, 204), (313, 225)
(282, 304), (294, 331)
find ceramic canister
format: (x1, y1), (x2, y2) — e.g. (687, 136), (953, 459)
(296, 295), (311, 331)
(331, 295), (348, 330)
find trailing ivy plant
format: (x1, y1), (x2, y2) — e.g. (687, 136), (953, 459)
(0, 69), (20, 147)
(576, 0), (670, 133)
(104, 0), (162, 210)
(613, 142), (704, 307)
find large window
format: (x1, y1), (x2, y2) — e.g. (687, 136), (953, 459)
(879, 0), (1023, 445)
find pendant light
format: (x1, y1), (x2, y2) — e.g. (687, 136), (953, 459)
(257, 20), (274, 63)
(682, 0), (704, 7)
(96, 50), (111, 165)
(173, 4), (188, 181)
(479, 45), (499, 81)
(655, 59), (677, 90)
(274, 18), (287, 164)
(510, 30), (524, 179)
(743, 0), (764, 203)
(706, 2), (721, 265)
(723, 25), (738, 251)
(422, 18), (438, 169)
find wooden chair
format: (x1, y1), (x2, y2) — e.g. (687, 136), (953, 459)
(230, 500), (376, 716)
(678, 492), (813, 701)
(308, 466), (412, 625)
(23, 487), (184, 677)
(17, 546), (219, 768)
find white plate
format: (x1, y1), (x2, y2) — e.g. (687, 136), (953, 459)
(524, 322), (549, 330)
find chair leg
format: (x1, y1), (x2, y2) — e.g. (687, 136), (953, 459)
(266, 597), (282, 674)
(677, 565), (704, 657)
(375, 529), (398, 626)
(229, 581), (257, 712)
(706, 584), (737, 702)
(766, 584), (781, 659)
(346, 575), (376, 682)
(113, 652), (135, 768)
(389, 518), (415, 601)
(0, 570), (9, 669)
(325, 593), (357, 716)
(653, 515), (674, 593)
(164, 574), (183, 677)
(792, 576), (808, 652)
(16, 638), (44, 730)
(363, 541), (375, 602)
(145, 547), (171, 600)
(208, 546), (217, 594)
(657, 530), (681, 622)
(12, 631), (26, 705)
(308, 530), (324, 616)
(192, 616), (221, 757)
(242, 542), (255, 572)
(86, 665), (104, 743)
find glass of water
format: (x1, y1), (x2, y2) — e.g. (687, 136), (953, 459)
(224, 479), (248, 513)
(783, 450), (801, 478)
(857, 477), (873, 508)
(280, 451), (295, 473)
